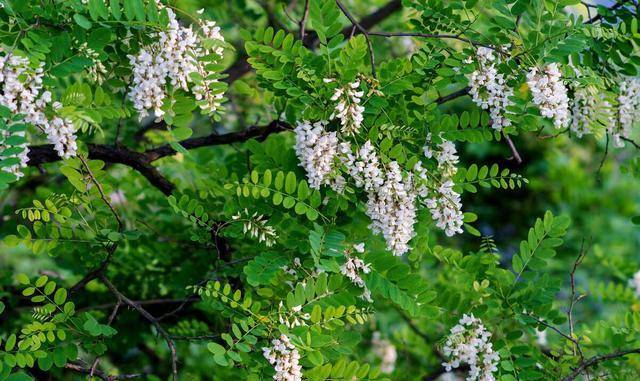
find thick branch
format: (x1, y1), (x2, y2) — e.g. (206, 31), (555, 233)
(585, 0), (631, 24)
(145, 120), (291, 161)
(27, 121), (292, 196)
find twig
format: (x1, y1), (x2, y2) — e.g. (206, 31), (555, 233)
(101, 276), (179, 381)
(368, 31), (506, 53)
(596, 133), (610, 181)
(299, 0), (310, 40)
(568, 239), (591, 356)
(503, 133), (523, 164)
(78, 154), (123, 231)
(585, 0), (631, 24)
(434, 86), (470, 104)
(563, 347), (640, 381)
(621, 136), (640, 149)
(335, 0), (377, 78)
(65, 361), (145, 380)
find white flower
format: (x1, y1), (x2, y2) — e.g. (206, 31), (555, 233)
(372, 332), (397, 374)
(425, 180), (464, 237)
(128, 8), (225, 121)
(535, 329), (548, 347)
(262, 334), (303, 381)
(0, 51), (78, 178)
(442, 314), (500, 381)
(629, 270), (640, 296)
(364, 161), (418, 256)
(329, 80), (365, 134)
(611, 77), (640, 147)
(527, 63), (571, 128)
(467, 47), (514, 131)
(340, 244), (373, 302)
(293, 120), (348, 191)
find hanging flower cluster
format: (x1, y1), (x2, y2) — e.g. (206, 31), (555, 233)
(570, 88), (596, 138)
(0, 51), (78, 175)
(262, 334), (303, 381)
(293, 120), (348, 191)
(328, 79), (365, 135)
(422, 134), (464, 236)
(372, 332), (397, 374)
(467, 47), (514, 131)
(612, 77), (640, 147)
(442, 314), (500, 381)
(128, 7), (225, 121)
(629, 270), (640, 297)
(340, 243), (373, 302)
(526, 63), (570, 128)
(77, 41), (108, 85)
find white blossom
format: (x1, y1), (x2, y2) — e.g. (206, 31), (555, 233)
(340, 243), (373, 302)
(442, 314), (500, 381)
(372, 332), (397, 374)
(262, 334), (303, 381)
(527, 63), (571, 128)
(128, 8), (225, 121)
(570, 87), (595, 138)
(0, 51), (78, 177)
(629, 270), (640, 296)
(425, 180), (464, 237)
(293, 120), (347, 191)
(348, 140), (384, 192)
(365, 161), (418, 256)
(612, 77), (640, 147)
(330, 80), (365, 135)
(467, 47), (514, 131)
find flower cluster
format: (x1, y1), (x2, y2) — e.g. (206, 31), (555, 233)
(365, 161), (418, 256)
(77, 42), (107, 84)
(277, 302), (310, 328)
(293, 120), (348, 191)
(612, 77), (640, 147)
(128, 8), (225, 121)
(0, 51), (78, 169)
(372, 332), (397, 374)
(570, 88), (595, 138)
(442, 314), (500, 381)
(629, 270), (640, 297)
(232, 209), (278, 247)
(526, 63), (570, 128)
(262, 334), (302, 381)
(340, 243), (373, 302)
(329, 80), (365, 135)
(422, 134), (464, 236)
(467, 47), (514, 131)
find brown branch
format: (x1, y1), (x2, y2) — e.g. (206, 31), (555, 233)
(621, 136), (640, 149)
(335, 0), (378, 78)
(101, 276), (178, 381)
(299, 0), (310, 40)
(368, 31), (505, 52)
(585, 0), (631, 24)
(28, 143), (176, 195)
(69, 242), (118, 295)
(435, 86), (470, 104)
(65, 361), (145, 381)
(563, 348), (640, 381)
(27, 121), (293, 196)
(503, 133), (523, 164)
(145, 120), (291, 161)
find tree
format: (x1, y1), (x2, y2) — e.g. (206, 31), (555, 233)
(0, 0), (639, 380)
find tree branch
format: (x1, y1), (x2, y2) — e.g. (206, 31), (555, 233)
(503, 133), (523, 164)
(27, 121), (293, 196)
(65, 361), (145, 381)
(101, 276), (179, 381)
(563, 347), (640, 381)
(585, 0), (631, 24)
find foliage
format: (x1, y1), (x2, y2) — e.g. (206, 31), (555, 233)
(0, 0), (638, 380)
